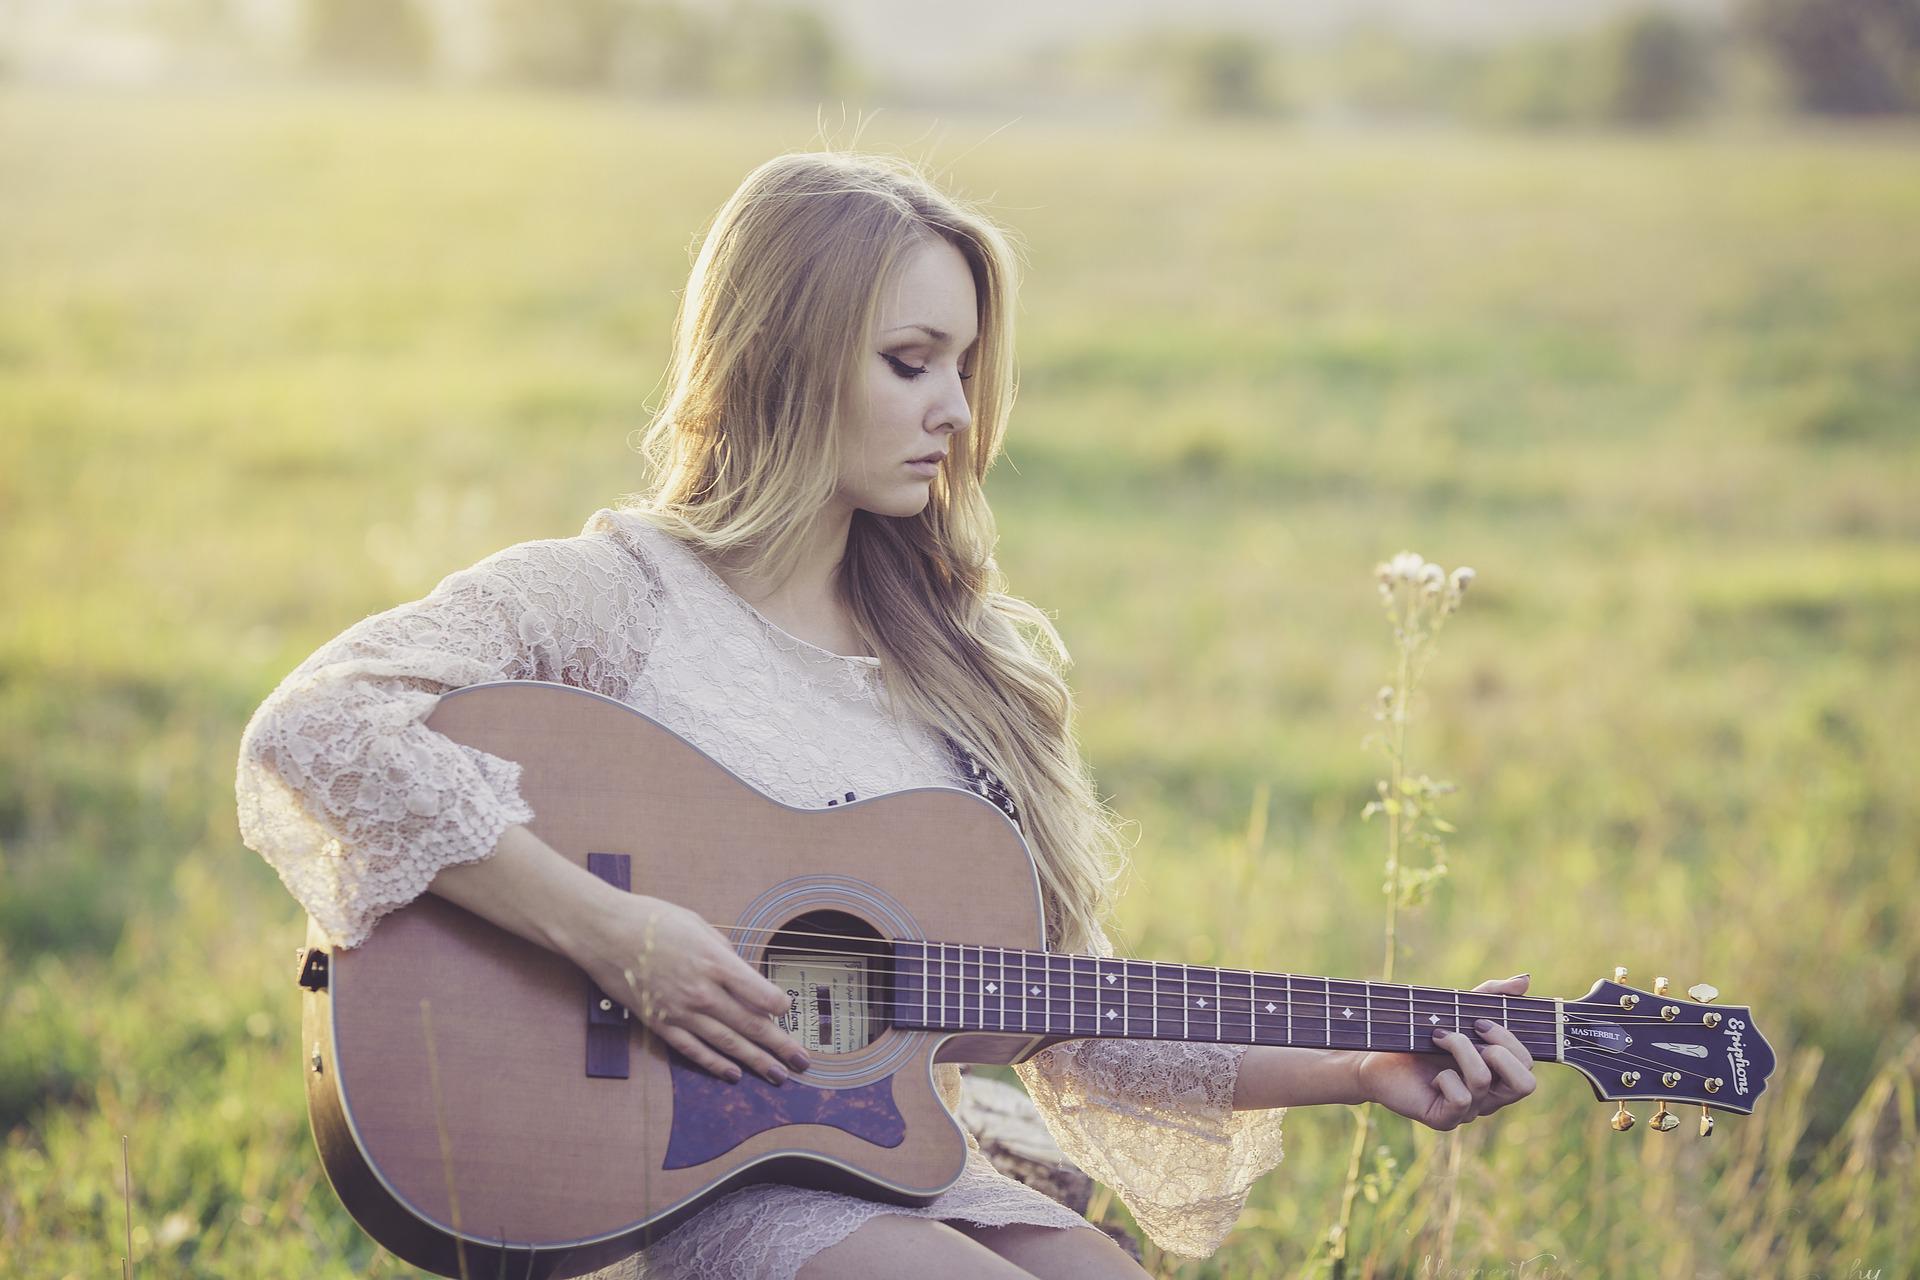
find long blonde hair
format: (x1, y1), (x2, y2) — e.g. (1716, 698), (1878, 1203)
(623, 149), (1128, 954)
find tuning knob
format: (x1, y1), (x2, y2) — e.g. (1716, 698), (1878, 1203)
(1613, 965), (1629, 983)
(1650, 1103), (1678, 1132)
(1653, 975), (1670, 996)
(1689, 982), (1722, 1027)
(1611, 1102), (1636, 1132)
(1698, 1105), (1714, 1138)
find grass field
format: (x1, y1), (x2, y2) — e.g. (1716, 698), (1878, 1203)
(2, 84), (1916, 1277)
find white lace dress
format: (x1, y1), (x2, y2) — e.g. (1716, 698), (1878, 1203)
(235, 507), (1288, 1277)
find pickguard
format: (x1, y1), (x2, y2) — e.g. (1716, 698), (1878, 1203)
(662, 1054), (907, 1169)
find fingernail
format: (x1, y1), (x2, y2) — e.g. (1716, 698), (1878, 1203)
(765, 1064), (787, 1085)
(788, 1052), (811, 1072)
(1430, 1026), (1446, 1040)
(1512, 973), (1529, 982)
(1475, 1017), (1493, 1031)
(724, 1066), (742, 1083)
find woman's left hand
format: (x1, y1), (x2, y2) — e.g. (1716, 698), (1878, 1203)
(1353, 973), (1538, 1131)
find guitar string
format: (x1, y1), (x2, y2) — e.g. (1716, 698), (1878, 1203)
(666, 963), (1719, 1032)
(612, 957), (1725, 1083)
(666, 920), (1729, 1024)
(618, 967), (1728, 1043)
(651, 983), (1728, 1089)
(657, 935), (1726, 1029)
(648, 917), (1728, 1028)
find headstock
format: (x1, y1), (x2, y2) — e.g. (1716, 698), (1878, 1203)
(1559, 966), (1776, 1137)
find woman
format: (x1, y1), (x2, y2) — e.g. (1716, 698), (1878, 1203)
(236, 150), (1537, 1280)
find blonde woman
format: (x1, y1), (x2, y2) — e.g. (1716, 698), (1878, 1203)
(236, 151), (1538, 1280)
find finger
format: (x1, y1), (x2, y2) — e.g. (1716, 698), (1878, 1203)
(1433, 1068), (1472, 1112)
(1437, 1029), (1494, 1094)
(655, 1023), (743, 1083)
(720, 957), (794, 1020)
(686, 1011), (790, 1085)
(1472, 973), (1530, 995)
(726, 993), (813, 1072)
(1473, 1017), (1536, 1070)
(1473, 1044), (1537, 1101)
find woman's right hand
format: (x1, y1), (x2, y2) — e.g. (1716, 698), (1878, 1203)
(568, 892), (812, 1085)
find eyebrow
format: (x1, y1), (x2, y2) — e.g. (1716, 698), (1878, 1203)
(885, 323), (977, 346)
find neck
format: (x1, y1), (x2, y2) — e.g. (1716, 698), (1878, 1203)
(711, 501), (856, 625)
(890, 942), (1562, 1062)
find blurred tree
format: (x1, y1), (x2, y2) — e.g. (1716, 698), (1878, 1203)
(709, 2), (849, 99)
(299, 0), (436, 78)
(489, 0), (628, 88)
(489, 0), (850, 99)
(1592, 9), (1720, 125)
(1156, 29), (1288, 118)
(1739, 0), (1920, 113)
(1463, 36), (1604, 128)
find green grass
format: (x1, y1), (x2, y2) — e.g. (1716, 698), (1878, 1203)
(2, 83), (1916, 1277)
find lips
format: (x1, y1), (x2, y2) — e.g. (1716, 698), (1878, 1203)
(908, 453), (947, 464)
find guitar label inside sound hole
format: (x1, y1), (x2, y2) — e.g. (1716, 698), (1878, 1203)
(763, 908), (891, 1055)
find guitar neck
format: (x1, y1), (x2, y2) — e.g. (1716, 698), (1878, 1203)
(890, 942), (1562, 1062)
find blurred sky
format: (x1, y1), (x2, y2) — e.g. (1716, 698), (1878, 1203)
(5, 0), (1738, 88)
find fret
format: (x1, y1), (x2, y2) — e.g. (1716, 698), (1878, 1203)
(1327, 978), (1370, 1049)
(1252, 972), (1289, 1047)
(1154, 962), (1185, 1042)
(946, 943), (964, 1032)
(964, 945), (983, 1032)
(1027, 949), (1044, 1035)
(1219, 968), (1253, 1045)
(1021, 948), (1036, 1036)
(1294, 976), (1329, 1047)
(998, 948), (1013, 1036)
(895, 941), (922, 1028)
(1150, 963), (1160, 1038)
(1095, 957), (1126, 1034)
(1182, 965), (1191, 1040)
(1125, 960), (1155, 1039)
(1070, 956), (1099, 1036)
(1398, 982), (1416, 1052)
(1202, 966), (1223, 1043)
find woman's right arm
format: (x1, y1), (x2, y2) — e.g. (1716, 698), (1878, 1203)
(428, 822), (810, 1084)
(236, 532), (806, 1083)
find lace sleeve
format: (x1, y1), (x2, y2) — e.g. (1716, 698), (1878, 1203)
(234, 531), (659, 949)
(1012, 926), (1288, 1259)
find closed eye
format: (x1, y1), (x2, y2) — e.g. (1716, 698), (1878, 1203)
(884, 353), (973, 382)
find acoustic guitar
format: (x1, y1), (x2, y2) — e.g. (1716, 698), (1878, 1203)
(293, 679), (1776, 1279)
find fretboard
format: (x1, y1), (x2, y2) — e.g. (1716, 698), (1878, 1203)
(889, 942), (1560, 1061)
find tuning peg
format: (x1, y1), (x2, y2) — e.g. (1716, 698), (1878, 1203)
(1653, 975), (1670, 996)
(1698, 1105), (1714, 1138)
(1689, 982), (1722, 1027)
(1610, 1102), (1636, 1132)
(1612, 965), (1628, 983)
(1650, 1102), (1678, 1132)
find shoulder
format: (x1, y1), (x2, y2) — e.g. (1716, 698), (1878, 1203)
(422, 509), (672, 606)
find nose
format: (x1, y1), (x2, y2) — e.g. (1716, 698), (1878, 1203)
(932, 374), (972, 439)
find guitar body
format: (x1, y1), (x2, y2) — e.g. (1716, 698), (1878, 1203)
(302, 680), (1051, 1279)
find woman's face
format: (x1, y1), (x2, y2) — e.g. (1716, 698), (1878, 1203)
(839, 235), (978, 518)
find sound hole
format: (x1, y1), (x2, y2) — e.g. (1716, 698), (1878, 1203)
(763, 909), (891, 1056)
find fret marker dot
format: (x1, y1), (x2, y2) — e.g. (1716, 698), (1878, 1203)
(1428, 1013), (1441, 1024)
(1030, 986), (1041, 996)
(1104, 1008), (1117, 1021)
(1342, 1007), (1355, 1019)
(1105, 974), (1118, 985)
(1195, 997), (1208, 1008)
(1264, 1002), (1277, 1014)
(985, 982), (997, 994)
